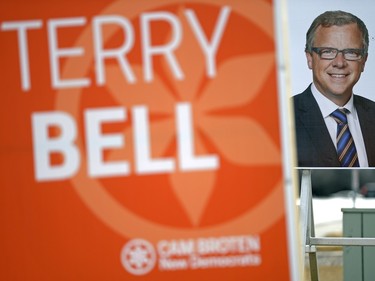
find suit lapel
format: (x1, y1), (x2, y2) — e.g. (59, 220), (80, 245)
(355, 96), (375, 166)
(296, 88), (339, 165)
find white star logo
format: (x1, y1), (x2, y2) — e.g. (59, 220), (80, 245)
(121, 239), (157, 275)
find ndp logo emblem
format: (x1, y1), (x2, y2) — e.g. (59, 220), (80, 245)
(23, 0), (283, 241)
(121, 239), (157, 276)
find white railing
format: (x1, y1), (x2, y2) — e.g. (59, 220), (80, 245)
(299, 169), (375, 281)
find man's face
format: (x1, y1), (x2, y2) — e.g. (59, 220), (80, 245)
(306, 23), (367, 105)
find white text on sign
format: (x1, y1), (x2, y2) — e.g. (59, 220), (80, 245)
(31, 103), (220, 181)
(0, 7), (230, 91)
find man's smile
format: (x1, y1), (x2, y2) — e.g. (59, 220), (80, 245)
(328, 73), (349, 78)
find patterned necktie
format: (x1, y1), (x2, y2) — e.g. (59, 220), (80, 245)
(330, 108), (359, 167)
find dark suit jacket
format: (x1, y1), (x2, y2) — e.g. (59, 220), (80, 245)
(293, 85), (375, 167)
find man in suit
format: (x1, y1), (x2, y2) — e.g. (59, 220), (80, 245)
(293, 10), (375, 167)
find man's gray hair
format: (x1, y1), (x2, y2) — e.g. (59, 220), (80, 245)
(305, 10), (369, 54)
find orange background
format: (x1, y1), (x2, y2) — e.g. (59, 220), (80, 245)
(0, 0), (293, 280)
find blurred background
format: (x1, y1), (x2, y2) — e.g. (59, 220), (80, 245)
(298, 169), (375, 197)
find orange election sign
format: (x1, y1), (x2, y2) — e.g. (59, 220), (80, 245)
(0, 0), (299, 280)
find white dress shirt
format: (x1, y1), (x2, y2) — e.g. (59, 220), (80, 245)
(311, 83), (369, 167)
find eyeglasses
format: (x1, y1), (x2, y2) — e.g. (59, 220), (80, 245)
(311, 47), (365, 61)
